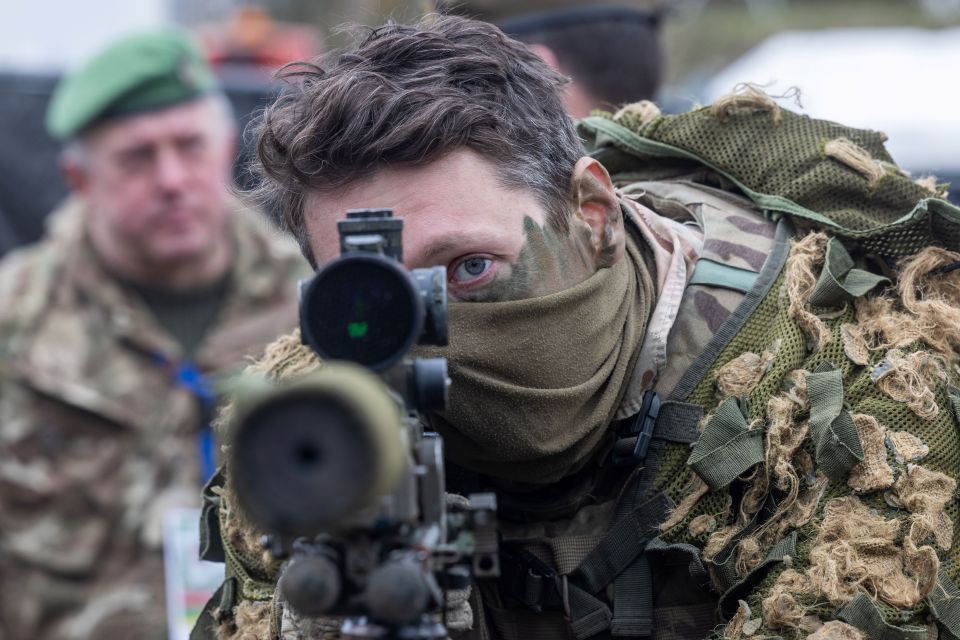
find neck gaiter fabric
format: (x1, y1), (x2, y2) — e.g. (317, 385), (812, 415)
(419, 231), (654, 485)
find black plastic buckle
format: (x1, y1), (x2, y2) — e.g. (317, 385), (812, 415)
(611, 390), (661, 466)
(499, 544), (564, 612)
(931, 260), (960, 276)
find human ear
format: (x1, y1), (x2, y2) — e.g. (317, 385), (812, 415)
(61, 156), (89, 197)
(570, 156), (624, 269)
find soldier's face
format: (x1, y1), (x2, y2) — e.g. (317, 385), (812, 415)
(303, 149), (616, 302)
(69, 98), (235, 276)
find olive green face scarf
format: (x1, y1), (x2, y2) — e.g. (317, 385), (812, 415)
(418, 233), (653, 485)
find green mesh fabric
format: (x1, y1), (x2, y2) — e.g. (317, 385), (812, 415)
(655, 270), (797, 527)
(580, 107), (960, 257)
(642, 110), (906, 231)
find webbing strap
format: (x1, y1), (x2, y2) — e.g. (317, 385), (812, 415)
(806, 363), (864, 483)
(498, 546), (564, 610)
(947, 385), (960, 425)
(611, 554), (653, 636)
(686, 397), (764, 491)
(498, 545), (613, 640)
(653, 401), (703, 443)
(573, 493), (671, 594)
(613, 398), (700, 467)
(717, 532), (796, 619)
(218, 577), (237, 620)
(808, 237), (890, 307)
(495, 481), (670, 635)
(688, 258), (759, 294)
(567, 584), (613, 639)
(837, 593), (928, 640)
(709, 493), (777, 596)
(928, 571), (960, 638)
(199, 466), (226, 563)
(563, 493), (669, 638)
(643, 538), (709, 586)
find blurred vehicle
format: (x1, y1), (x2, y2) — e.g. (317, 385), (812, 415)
(703, 27), (960, 203)
(195, 5), (322, 80)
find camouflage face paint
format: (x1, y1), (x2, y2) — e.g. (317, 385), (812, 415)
(455, 215), (601, 302)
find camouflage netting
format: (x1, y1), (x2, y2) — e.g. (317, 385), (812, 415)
(652, 238), (960, 639)
(582, 88), (960, 639)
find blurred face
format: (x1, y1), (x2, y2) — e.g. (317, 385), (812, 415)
(68, 97), (235, 283)
(303, 149), (616, 303)
(525, 43), (599, 119)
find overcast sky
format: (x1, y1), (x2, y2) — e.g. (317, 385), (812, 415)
(1, 0), (169, 71)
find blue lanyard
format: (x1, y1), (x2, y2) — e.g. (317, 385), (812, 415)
(154, 354), (218, 483)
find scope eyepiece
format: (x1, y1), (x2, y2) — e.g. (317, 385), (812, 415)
(300, 254), (423, 371)
(298, 209), (447, 372)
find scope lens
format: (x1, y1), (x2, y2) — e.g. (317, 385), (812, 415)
(301, 257), (422, 371)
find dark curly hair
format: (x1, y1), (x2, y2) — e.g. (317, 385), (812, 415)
(250, 14), (584, 263)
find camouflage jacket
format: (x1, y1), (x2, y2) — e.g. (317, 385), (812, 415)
(0, 197), (310, 640)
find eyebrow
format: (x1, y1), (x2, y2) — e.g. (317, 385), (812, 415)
(417, 230), (512, 264)
(419, 238), (463, 263)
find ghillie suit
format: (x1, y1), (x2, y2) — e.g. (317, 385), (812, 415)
(196, 88), (960, 640)
(577, 88), (960, 639)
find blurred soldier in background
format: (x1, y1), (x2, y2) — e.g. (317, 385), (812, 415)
(443, 3), (664, 117)
(501, 5), (664, 117)
(0, 30), (308, 640)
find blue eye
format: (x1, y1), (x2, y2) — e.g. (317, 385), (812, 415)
(452, 256), (493, 282)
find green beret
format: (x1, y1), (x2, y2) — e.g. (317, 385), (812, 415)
(46, 29), (217, 140)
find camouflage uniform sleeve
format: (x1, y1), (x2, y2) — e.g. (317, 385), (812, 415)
(0, 246), (55, 638)
(0, 244), (51, 352)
